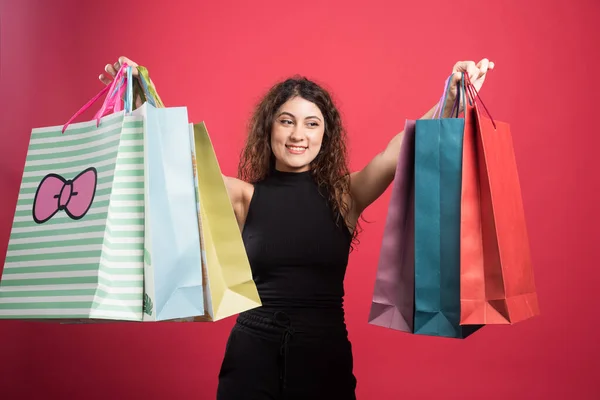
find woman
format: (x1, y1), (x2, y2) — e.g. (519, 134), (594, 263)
(100, 56), (494, 400)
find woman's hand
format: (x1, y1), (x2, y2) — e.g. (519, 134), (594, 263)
(99, 56), (139, 84)
(442, 58), (495, 116)
(99, 56), (144, 108)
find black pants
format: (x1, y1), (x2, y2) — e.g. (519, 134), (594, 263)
(217, 310), (357, 400)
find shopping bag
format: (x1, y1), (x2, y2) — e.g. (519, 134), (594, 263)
(413, 74), (482, 338)
(95, 66), (204, 322)
(368, 120), (416, 332)
(181, 122), (261, 322)
(135, 67), (258, 322)
(459, 79), (540, 325)
(136, 102), (204, 322)
(185, 123), (212, 321)
(0, 66), (145, 321)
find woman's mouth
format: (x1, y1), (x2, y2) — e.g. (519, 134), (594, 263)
(286, 145), (307, 155)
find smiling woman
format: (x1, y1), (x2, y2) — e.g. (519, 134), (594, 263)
(272, 102), (324, 171)
(236, 77), (355, 241)
(99, 56), (493, 400)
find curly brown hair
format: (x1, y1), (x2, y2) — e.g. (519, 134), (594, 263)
(238, 75), (360, 246)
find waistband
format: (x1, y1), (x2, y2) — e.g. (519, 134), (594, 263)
(236, 307), (348, 339)
(234, 309), (348, 398)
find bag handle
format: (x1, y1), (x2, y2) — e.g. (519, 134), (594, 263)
(431, 76), (450, 119)
(137, 66), (165, 108)
(432, 72), (466, 119)
(449, 73), (467, 118)
(464, 75), (497, 129)
(62, 64), (134, 133)
(97, 63), (131, 116)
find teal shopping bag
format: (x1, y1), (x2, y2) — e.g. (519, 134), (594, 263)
(413, 74), (482, 339)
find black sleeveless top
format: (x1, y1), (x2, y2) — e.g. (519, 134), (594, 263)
(239, 169), (352, 333)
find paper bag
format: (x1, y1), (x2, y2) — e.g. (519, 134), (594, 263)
(368, 120), (416, 332)
(459, 80), (540, 325)
(182, 122), (261, 321)
(413, 74), (482, 338)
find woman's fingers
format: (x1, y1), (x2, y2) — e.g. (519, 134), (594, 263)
(99, 73), (112, 86)
(99, 56), (141, 86)
(118, 56), (139, 76)
(105, 63), (117, 77)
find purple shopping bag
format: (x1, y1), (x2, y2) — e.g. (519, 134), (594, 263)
(368, 120), (416, 332)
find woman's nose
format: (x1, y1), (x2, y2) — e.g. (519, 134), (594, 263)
(289, 127), (305, 141)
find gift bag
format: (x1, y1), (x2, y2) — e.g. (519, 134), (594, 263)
(137, 102), (204, 322)
(413, 74), (482, 338)
(0, 66), (145, 321)
(101, 67), (205, 322)
(459, 79), (540, 325)
(181, 122), (262, 322)
(368, 120), (416, 332)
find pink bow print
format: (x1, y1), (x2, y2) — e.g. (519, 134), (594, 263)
(32, 167), (98, 224)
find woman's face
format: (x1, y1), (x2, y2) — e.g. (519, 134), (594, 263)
(270, 96), (325, 173)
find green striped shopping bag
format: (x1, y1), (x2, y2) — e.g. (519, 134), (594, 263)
(0, 66), (145, 321)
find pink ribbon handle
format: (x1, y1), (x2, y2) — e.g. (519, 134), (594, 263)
(62, 63), (131, 133)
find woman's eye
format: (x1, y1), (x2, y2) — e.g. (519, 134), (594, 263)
(307, 122), (319, 128)
(280, 119), (293, 125)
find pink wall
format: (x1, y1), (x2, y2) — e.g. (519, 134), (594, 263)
(1, 0), (598, 398)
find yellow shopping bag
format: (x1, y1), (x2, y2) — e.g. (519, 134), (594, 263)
(187, 122), (261, 321)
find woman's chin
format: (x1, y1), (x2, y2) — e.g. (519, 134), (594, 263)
(276, 161), (311, 172)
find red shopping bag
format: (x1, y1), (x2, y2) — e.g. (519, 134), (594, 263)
(459, 79), (540, 325)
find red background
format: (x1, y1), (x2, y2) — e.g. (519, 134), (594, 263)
(1, 0), (598, 399)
